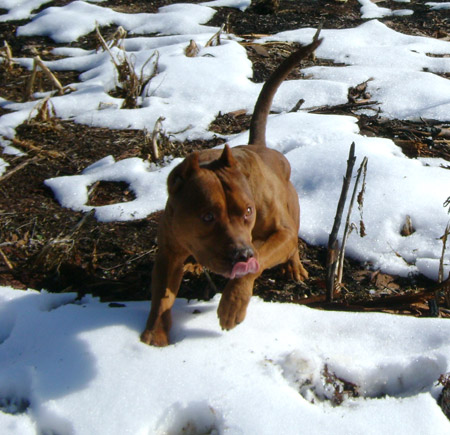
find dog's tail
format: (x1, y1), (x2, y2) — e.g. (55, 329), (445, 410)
(248, 38), (322, 147)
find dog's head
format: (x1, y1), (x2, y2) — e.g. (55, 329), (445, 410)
(166, 145), (260, 279)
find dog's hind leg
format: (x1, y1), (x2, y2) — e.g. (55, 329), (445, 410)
(281, 250), (308, 282)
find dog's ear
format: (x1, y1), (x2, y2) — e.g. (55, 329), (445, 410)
(218, 144), (237, 168)
(167, 152), (200, 194)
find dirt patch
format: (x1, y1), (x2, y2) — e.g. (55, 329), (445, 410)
(0, 0), (449, 316)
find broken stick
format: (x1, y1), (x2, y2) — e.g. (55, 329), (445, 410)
(326, 142), (356, 302)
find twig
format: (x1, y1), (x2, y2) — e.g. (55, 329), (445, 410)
(311, 23), (323, 61)
(289, 98), (305, 113)
(326, 142), (356, 302)
(300, 278), (450, 312)
(0, 156), (41, 182)
(97, 249), (153, 271)
(439, 223), (450, 308)
(436, 274), (450, 312)
(35, 210), (95, 269)
(313, 22), (323, 43)
(445, 273), (450, 310)
(12, 137), (62, 158)
(309, 100), (378, 114)
(336, 156), (368, 286)
(0, 247), (13, 270)
(439, 223), (450, 283)
(444, 196), (450, 213)
(138, 50), (159, 97)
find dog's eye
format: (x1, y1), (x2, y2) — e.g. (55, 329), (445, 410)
(244, 206), (253, 219)
(202, 212), (215, 223)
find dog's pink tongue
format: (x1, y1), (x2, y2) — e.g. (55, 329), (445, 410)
(230, 257), (260, 279)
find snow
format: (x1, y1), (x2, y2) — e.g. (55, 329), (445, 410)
(426, 2), (450, 10)
(45, 155), (182, 221)
(0, 0), (52, 21)
(0, 157), (7, 175)
(1, 0), (450, 432)
(1, 285), (450, 434)
(16, 1), (218, 43)
(357, 0), (413, 19)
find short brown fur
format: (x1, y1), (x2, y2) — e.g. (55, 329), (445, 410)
(141, 40), (321, 346)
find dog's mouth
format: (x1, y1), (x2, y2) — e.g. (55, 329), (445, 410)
(229, 257), (260, 280)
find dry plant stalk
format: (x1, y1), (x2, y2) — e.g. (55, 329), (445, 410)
(0, 247), (14, 270)
(289, 98), (305, 113)
(326, 142), (356, 301)
(400, 215), (415, 237)
(25, 56), (74, 101)
(206, 24), (225, 47)
(336, 156), (368, 287)
(30, 96), (56, 123)
(439, 223), (450, 283)
(311, 23), (323, 61)
(108, 26), (127, 50)
(141, 117), (172, 161)
(95, 23), (127, 51)
(95, 23), (111, 52)
(97, 24), (159, 109)
(117, 50), (159, 108)
(429, 205), (450, 314)
(313, 23), (323, 42)
(0, 40), (14, 71)
(150, 116), (166, 160)
(445, 196), (450, 213)
(445, 274), (450, 310)
(185, 40), (199, 57)
(12, 137), (62, 159)
(439, 223), (450, 308)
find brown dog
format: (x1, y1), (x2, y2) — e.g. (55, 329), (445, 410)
(141, 39), (321, 346)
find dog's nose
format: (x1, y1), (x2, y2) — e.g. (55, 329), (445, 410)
(232, 247), (255, 264)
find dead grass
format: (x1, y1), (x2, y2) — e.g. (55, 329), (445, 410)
(96, 24), (159, 109)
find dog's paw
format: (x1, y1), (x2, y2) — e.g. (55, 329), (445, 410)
(140, 329), (170, 347)
(282, 256), (309, 282)
(183, 261), (204, 276)
(217, 292), (250, 330)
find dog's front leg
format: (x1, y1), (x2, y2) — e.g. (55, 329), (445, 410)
(140, 249), (185, 346)
(218, 275), (257, 330)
